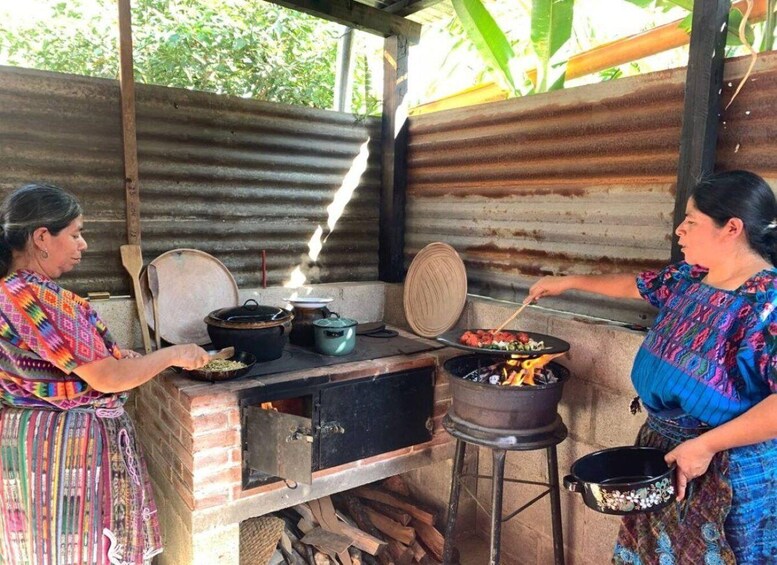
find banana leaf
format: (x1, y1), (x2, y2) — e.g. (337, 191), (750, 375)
(451, 0), (519, 93)
(531, 0), (574, 92)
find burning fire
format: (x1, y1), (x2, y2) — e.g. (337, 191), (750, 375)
(501, 354), (561, 386)
(466, 353), (564, 387)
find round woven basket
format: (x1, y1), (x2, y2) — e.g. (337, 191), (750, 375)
(404, 242), (467, 338)
(240, 515), (285, 565)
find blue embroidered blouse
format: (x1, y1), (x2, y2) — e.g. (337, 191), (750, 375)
(633, 262), (777, 426)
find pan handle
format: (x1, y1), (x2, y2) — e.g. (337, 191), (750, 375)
(563, 475), (583, 493)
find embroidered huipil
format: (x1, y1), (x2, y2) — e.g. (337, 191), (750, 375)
(613, 262), (777, 565)
(0, 270), (162, 565)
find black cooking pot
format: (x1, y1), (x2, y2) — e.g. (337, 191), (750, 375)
(564, 446), (676, 515)
(204, 299), (293, 362)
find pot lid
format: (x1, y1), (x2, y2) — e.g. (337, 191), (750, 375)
(313, 313), (357, 329)
(140, 248), (239, 345)
(403, 242), (467, 338)
(205, 299), (293, 329)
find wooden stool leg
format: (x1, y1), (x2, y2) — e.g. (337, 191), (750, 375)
(443, 439), (467, 564)
(546, 445), (565, 565)
(489, 449), (506, 565)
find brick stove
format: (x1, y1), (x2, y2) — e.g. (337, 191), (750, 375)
(130, 328), (456, 565)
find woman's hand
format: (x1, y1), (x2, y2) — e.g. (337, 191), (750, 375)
(121, 349), (143, 359)
(664, 437), (716, 501)
(168, 344), (211, 371)
(527, 276), (573, 303)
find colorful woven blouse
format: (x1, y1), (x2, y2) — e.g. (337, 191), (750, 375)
(0, 269), (122, 410)
(0, 269), (162, 564)
(633, 261), (777, 426)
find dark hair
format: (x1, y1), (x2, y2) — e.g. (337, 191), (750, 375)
(0, 183), (83, 276)
(692, 170), (777, 265)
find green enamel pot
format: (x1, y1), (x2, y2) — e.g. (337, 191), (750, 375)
(312, 313), (357, 356)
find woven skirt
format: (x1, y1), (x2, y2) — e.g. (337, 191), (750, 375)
(0, 405), (162, 565)
(613, 413), (777, 564)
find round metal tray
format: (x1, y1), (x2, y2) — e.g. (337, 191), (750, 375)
(436, 329), (570, 359)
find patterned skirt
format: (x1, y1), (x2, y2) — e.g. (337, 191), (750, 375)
(0, 405), (162, 565)
(613, 413), (777, 564)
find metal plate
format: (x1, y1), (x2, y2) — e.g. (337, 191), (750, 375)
(141, 248), (239, 345)
(244, 407), (313, 485)
(436, 329), (570, 359)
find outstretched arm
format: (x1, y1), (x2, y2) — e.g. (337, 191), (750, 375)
(527, 273), (641, 303)
(73, 344), (211, 393)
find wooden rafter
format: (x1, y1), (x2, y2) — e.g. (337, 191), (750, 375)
(264, 0), (421, 43)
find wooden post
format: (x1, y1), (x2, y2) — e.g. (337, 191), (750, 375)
(117, 0), (141, 246)
(379, 34), (409, 283)
(671, 0), (731, 262)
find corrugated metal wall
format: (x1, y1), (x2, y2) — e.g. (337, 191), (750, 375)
(406, 52), (777, 324)
(0, 66), (381, 295)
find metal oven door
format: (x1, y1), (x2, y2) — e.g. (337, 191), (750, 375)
(244, 406), (314, 484)
(316, 367), (435, 470)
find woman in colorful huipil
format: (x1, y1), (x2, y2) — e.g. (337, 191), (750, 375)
(527, 170), (777, 564)
(0, 184), (211, 564)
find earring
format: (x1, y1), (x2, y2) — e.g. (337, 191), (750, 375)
(41, 250), (48, 259)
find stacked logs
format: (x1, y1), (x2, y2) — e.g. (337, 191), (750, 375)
(258, 476), (445, 565)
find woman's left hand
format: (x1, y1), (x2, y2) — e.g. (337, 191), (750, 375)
(121, 349), (143, 359)
(664, 437), (716, 501)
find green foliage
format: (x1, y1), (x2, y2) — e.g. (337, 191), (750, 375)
(620, 0), (758, 47)
(450, 0), (574, 95)
(0, 0), (377, 111)
(530, 0), (574, 92)
(450, 0), (519, 93)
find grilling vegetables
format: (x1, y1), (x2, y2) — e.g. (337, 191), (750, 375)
(459, 329), (547, 352)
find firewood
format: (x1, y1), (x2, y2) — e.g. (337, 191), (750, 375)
(382, 476), (411, 497)
(336, 520), (386, 556)
(386, 541), (414, 565)
(313, 552), (331, 565)
(410, 520), (443, 562)
(408, 541), (426, 562)
(295, 503), (317, 524)
(298, 518), (316, 534)
(363, 500), (412, 526)
(349, 547), (363, 565)
(336, 495), (387, 543)
(352, 487), (436, 526)
(363, 508), (415, 545)
(292, 540), (316, 565)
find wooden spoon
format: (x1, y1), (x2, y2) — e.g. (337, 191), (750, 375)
(147, 263), (162, 350)
(209, 346), (235, 361)
(120, 244), (153, 354)
(492, 299), (532, 335)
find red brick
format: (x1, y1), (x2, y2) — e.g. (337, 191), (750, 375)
(228, 447), (242, 463)
(193, 492), (230, 510)
(226, 408), (241, 428)
(171, 476), (195, 510)
(193, 429), (239, 453)
(192, 412), (229, 435)
(193, 448), (230, 470)
(194, 464), (241, 485)
(189, 392), (235, 415)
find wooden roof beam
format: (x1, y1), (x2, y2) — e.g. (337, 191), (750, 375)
(265, 0), (422, 43)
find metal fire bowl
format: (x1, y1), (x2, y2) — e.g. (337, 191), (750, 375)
(443, 353), (569, 433)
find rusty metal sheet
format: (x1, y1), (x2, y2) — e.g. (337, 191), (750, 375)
(406, 66), (690, 324)
(0, 66), (381, 296)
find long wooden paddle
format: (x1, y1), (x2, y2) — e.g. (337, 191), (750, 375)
(120, 244), (153, 354)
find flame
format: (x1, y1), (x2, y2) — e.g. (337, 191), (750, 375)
(283, 138), (371, 288)
(502, 353), (564, 387)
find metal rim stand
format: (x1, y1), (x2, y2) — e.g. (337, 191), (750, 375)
(442, 414), (567, 565)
